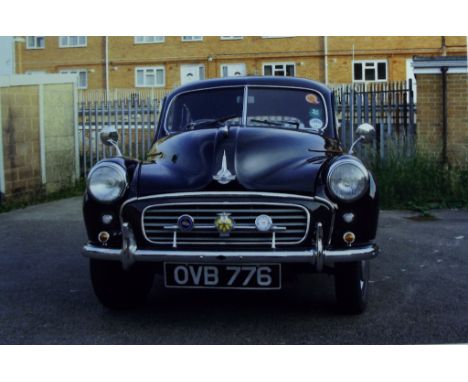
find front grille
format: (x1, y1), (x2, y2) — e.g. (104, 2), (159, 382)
(142, 202), (310, 246)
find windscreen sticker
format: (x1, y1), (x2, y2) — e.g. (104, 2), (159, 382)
(309, 118), (323, 130)
(305, 93), (320, 104)
(308, 107), (321, 118)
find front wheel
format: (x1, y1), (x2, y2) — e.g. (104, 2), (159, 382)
(90, 259), (154, 309)
(334, 260), (370, 314)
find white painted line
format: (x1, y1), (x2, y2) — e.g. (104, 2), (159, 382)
(39, 84), (46, 185)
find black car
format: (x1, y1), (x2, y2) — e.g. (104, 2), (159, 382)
(82, 76), (379, 313)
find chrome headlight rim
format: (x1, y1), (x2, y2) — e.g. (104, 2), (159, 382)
(326, 158), (370, 203)
(86, 162), (128, 204)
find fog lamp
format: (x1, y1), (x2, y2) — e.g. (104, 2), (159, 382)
(342, 212), (355, 223)
(102, 214), (113, 224)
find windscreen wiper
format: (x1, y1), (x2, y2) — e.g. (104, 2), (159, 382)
(185, 114), (239, 130)
(250, 119), (301, 129)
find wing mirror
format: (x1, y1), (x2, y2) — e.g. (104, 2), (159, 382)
(349, 123), (375, 154)
(100, 126), (122, 156)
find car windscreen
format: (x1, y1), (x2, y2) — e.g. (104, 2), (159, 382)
(165, 87), (244, 133)
(246, 87), (327, 132)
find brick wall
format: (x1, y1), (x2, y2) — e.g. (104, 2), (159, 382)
(416, 72), (468, 164)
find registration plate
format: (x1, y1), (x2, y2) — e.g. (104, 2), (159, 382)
(164, 263), (281, 290)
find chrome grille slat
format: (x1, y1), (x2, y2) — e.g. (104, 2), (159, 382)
(142, 202), (310, 246)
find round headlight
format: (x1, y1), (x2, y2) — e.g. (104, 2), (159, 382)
(327, 159), (369, 202)
(87, 162), (127, 203)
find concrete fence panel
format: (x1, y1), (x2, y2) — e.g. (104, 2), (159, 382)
(0, 74), (78, 202)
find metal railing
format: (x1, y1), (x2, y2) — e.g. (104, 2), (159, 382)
(78, 81), (416, 176)
(78, 97), (162, 176)
(331, 80), (416, 160)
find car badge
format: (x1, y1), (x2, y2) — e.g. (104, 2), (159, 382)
(214, 212), (235, 236)
(213, 150), (236, 185)
(177, 214), (194, 232)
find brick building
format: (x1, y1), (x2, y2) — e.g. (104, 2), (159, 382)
(15, 36), (467, 94)
(413, 56), (468, 164)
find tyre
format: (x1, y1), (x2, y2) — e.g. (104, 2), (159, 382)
(334, 260), (370, 314)
(90, 259), (154, 309)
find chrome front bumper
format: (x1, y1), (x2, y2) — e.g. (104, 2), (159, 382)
(82, 223), (379, 271)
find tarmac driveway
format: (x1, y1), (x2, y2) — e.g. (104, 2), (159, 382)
(0, 197), (467, 344)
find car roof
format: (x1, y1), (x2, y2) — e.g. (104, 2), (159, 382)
(167, 76), (332, 98)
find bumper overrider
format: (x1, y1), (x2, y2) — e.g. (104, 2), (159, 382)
(82, 221), (379, 271)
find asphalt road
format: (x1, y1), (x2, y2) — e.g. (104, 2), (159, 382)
(1, 197), (467, 344)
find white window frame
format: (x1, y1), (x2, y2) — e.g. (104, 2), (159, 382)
(135, 66), (166, 88)
(220, 36), (243, 40)
(181, 36), (203, 42)
(220, 63), (246, 77)
(59, 69), (88, 89)
(26, 36), (45, 49)
(352, 60), (388, 83)
(262, 62), (296, 77)
(134, 36), (165, 44)
(59, 36), (87, 48)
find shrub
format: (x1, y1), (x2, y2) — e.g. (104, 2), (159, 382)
(368, 150), (468, 210)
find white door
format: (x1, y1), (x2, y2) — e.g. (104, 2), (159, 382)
(221, 63), (246, 77)
(406, 58), (417, 103)
(180, 64), (205, 85)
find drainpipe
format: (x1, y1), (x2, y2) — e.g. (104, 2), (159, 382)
(441, 36), (447, 56)
(441, 66), (448, 165)
(105, 36), (109, 101)
(324, 36), (328, 85)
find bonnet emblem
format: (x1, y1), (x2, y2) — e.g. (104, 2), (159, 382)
(213, 150), (236, 185)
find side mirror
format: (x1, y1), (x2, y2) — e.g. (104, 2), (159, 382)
(349, 123), (375, 154)
(355, 123), (375, 143)
(100, 126), (119, 146)
(100, 126), (122, 156)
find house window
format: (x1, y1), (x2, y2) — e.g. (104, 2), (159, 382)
(181, 36), (203, 41)
(263, 62), (295, 77)
(135, 66), (165, 87)
(134, 36), (165, 44)
(59, 36), (87, 48)
(26, 36), (45, 49)
(221, 63), (246, 77)
(220, 36), (243, 40)
(353, 60), (387, 82)
(59, 69), (88, 89)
